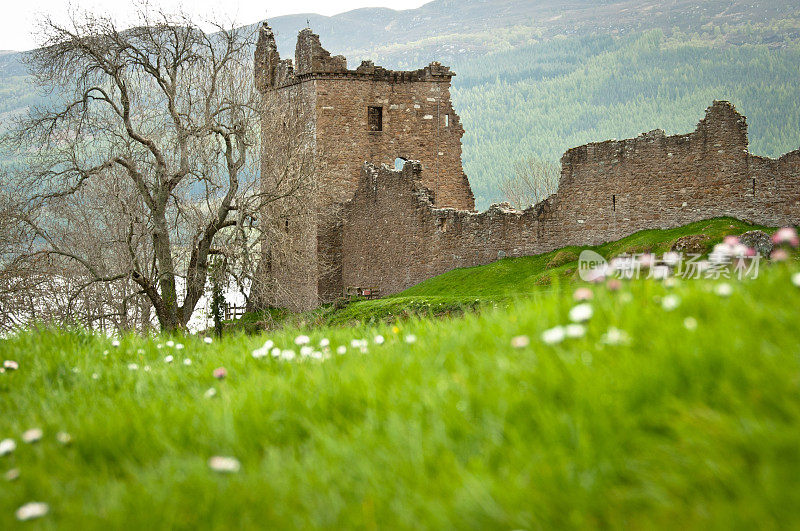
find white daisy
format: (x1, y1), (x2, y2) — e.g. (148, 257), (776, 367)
(541, 326), (566, 345)
(22, 429), (42, 444)
(204, 337), (213, 344)
(510, 335), (530, 348)
(565, 324), (586, 338)
(127, 363), (139, 371)
(714, 283), (733, 297)
(404, 334), (417, 344)
(792, 272), (800, 287)
(683, 317), (698, 331)
(569, 303), (593, 323)
(319, 338), (330, 347)
(661, 295), (680, 311)
(373, 335), (385, 345)
(15, 502), (49, 521)
(164, 355), (174, 363)
(208, 456), (240, 473)
(294, 335), (310, 346)
(336, 345), (347, 355)
(0, 438), (16, 456)
(183, 359), (192, 366)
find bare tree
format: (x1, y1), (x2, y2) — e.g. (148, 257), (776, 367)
(499, 157), (560, 209)
(2, 7), (311, 332)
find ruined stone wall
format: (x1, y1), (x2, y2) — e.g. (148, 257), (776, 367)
(256, 22), (474, 309)
(341, 102), (800, 297)
(342, 162), (553, 294)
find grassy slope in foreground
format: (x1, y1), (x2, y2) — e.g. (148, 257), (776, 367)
(2, 264), (800, 527)
(329, 217), (770, 324)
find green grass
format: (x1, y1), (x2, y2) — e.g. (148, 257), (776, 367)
(2, 259), (800, 528)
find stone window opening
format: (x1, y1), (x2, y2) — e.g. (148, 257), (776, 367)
(612, 194), (616, 212)
(368, 106), (383, 132)
(394, 157), (407, 171)
(443, 114), (449, 127)
(752, 178), (756, 197)
(284, 219), (289, 233)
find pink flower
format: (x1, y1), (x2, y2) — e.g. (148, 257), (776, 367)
(213, 367), (227, 379)
(606, 279), (622, 291)
(772, 227), (799, 247)
(771, 248), (790, 262)
(723, 235), (740, 247)
(573, 287), (594, 301)
(638, 254), (655, 268)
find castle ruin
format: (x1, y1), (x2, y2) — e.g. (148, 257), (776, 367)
(257, 23), (800, 310)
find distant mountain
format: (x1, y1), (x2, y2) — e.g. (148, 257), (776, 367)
(2, 0), (800, 207)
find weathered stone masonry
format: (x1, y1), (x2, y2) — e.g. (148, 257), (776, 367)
(257, 23), (473, 310)
(258, 23), (800, 309)
(341, 102), (800, 295)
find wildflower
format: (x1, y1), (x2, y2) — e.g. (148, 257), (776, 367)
(392, 326), (400, 334)
(601, 327), (630, 346)
(5, 468), (19, 481)
(714, 283), (733, 297)
(374, 335), (385, 345)
(336, 345), (347, 355)
(771, 248), (790, 262)
(166, 340), (175, 347)
(164, 355), (174, 363)
(350, 339), (367, 348)
(772, 227), (799, 247)
(15, 502), (49, 521)
(156, 344), (163, 349)
(204, 337), (213, 344)
(663, 277), (678, 289)
(71, 367), (79, 373)
(565, 324), (586, 338)
(175, 343), (185, 350)
(683, 317), (698, 331)
(541, 326), (566, 345)
(0, 438), (16, 456)
(127, 363), (139, 371)
(204, 388), (217, 399)
(709, 244), (732, 264)
(251, 340), (274, 359)
(137, 348), (145, 355)
(271, 347), (281, 358)
(569, 303), (593, 323)
(22, 429), (43, 444)
(300, 346), (313, 357)
(792, 272), (800, 287)
(510, 335), (530, 349)
(56, 432), (72, 445)
(294, 335), (310, 346)
(144, 366), (151, 372)
(92, 373), (99, 380)
(404, 334), (417, 344)
(280, 350), (296, 361)
(111, 339), (121, 348)
(319, 338), (330, 347)
(661, 294), (680, 311)
(208, 456), (240, 473)
(723, 235), (740, 247)
(103, 350), (109, 356)
(183, 358), (192, 366)
(3, 360), (18, 371)
(573, 287), (593, 301)
(606, 279), (622, 291)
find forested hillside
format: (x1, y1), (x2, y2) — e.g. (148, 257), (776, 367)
(1, 0), (799, 207)
(452, 29), (800, 206)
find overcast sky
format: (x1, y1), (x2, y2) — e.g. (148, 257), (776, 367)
(1, 1), (429, 52)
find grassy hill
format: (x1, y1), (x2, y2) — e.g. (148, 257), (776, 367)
(2, 237), (799, 527)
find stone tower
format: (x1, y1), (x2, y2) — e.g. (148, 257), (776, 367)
(255, 22), (474, 310)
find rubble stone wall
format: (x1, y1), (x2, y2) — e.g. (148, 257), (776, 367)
(341, 102), (800, 296)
